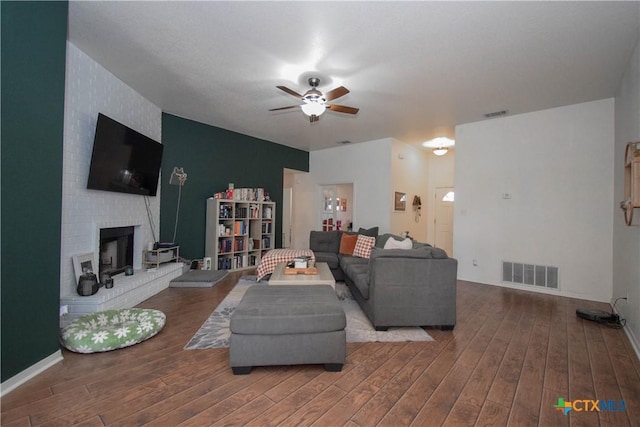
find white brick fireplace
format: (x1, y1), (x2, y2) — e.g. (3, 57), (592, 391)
(60, 43), (182, 322)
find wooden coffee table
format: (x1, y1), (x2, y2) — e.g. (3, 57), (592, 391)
(268, 262), (336, 289)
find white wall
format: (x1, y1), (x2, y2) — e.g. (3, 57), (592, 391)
(391, 140), (429, 242)
(61, 43), (162, 296)
(613, 37), (640, 355)
(454, 99), (614, 302)
(298, 139), (392, 241)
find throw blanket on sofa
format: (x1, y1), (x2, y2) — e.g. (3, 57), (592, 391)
(256, 249), (315, 280)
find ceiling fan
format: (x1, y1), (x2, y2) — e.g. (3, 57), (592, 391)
(269, 77), (359, 123)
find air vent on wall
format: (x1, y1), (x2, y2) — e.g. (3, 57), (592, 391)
(484, 110), (508, 118)
(502, 261), (558, 289)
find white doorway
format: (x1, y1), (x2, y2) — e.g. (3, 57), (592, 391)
(435, 187), (454, 256)
(282, 187), (292, 248)
(319, 184), (353, 232)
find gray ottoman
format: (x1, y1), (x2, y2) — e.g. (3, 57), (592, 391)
(229, 285), (346, 374)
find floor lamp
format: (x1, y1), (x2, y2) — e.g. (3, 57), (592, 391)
(169, 167), (187, 243)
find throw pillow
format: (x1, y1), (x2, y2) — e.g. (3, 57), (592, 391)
(375, 233), (404, 248)
(383, 237), (413, 250)
(339, 233), (358, 255)
(353, 234), (376, 258)
(357, 226), (379, 238)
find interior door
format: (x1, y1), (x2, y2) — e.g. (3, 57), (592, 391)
(435, 187), (454, 256)
(282, 187), (292, 248)
(319, 185), (337, 231)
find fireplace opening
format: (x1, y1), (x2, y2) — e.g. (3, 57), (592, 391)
(99, 226), (134, 277)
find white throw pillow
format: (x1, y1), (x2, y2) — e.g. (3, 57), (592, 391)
(383, 237), (413, 250)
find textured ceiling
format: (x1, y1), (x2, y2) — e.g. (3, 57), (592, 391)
(68, 1), (639, 152)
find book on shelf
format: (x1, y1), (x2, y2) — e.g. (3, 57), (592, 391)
(262, 206), (272, 219)
(233, 237), (245, 252)
(234, 220), (247, 235)
(219, 204), (233, 218)
(236, 206), (248, 218)
(218, 239), (232, 253)
(249, 204), (260, 218)
(261, 236), (271, 250)
(213, 188), (267, 202)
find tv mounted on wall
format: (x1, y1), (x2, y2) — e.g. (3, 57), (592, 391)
(87, 113), (164, 196)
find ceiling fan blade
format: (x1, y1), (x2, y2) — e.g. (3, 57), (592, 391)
(269, 105), (299, 111)
(276, 86), (303, 99)
(327, 104), (359, 114)
(324, 86), (349, 101)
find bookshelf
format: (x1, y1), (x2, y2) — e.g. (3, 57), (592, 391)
(205, 198), (276, 270)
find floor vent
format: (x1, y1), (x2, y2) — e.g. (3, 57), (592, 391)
(502, 261), (558, 289)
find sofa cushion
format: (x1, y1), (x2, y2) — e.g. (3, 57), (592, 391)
(310, 230), (342, 253)
(353, 235), (376, 258)
(428, 246), (449, 259)
(339, 233), (358, 255)
(411, 241), (433, 250)
(314, 251), (340, 270)
(369, 246), (449, 260)
(340, 254), (369, 270)
(343, 262), (371, 299)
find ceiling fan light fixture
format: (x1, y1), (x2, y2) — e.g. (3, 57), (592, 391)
(301, 102), (326, 117)
(433, 147), (448, 156)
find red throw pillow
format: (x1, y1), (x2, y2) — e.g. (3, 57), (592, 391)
(339, 233), (358, 255)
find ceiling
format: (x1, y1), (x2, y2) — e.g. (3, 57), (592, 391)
(68, 1), (640, 152)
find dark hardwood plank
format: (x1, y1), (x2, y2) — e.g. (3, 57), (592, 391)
(1, 274), (638, 427)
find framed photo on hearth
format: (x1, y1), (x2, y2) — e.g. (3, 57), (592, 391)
(73, 252), (96, 283)
(394, 191), (406, 211)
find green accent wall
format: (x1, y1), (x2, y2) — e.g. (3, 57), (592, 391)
(160, 114), (309, 259)
(1, 2), (68, 381)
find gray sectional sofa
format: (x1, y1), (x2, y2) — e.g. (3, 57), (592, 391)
(310, 230), (458, 331)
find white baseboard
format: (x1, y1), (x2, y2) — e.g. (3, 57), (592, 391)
(0, 350), (63, 397)
(612, 305), (640, 362)
(623, 326), (640, 362)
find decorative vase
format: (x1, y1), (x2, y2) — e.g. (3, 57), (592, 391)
(77, 272), (99, 296)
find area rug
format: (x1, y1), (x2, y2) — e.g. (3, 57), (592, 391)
(184, 277), (432, 349)
(169, 270), (228, 288)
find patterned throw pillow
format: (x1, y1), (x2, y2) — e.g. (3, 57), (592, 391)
(353, 234), (376, 258)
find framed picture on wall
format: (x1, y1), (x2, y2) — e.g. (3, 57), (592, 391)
(394, 192), (406, 211)
(72, 252), (96, 283)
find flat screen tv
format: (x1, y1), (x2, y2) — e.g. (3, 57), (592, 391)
(87, 113), (164, 196)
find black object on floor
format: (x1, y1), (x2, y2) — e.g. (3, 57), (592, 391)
(170, 270), (228, 288)
(576, 308), (625, 328)
(576, 308), (615, 322)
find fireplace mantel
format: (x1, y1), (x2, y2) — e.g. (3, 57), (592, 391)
(61, 262), (183, 326)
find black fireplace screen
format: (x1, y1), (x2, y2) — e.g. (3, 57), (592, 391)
(99, 226), (134, 277)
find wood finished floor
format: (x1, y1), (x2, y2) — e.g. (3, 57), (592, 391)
(2, 271), (639, 427)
